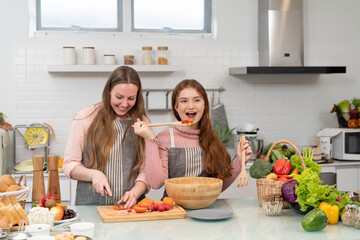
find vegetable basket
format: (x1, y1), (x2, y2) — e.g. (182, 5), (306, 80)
(0, 174), (30, 209)
(256, 140), (305, 208)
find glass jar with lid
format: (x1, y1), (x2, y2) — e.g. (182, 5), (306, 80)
(353, 207), (360, 228)
(341, 204), (357, 226)
(142, 46), (153, 65)
(157, 46), (168, 65)
(124, 55), (135, 65)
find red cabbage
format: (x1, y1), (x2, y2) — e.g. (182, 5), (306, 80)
(281, 179), (299, 204)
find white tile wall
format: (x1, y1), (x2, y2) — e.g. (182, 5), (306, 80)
(12, 47), (359, 162)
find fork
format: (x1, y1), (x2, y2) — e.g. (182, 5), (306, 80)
(237, 134), (248, 187)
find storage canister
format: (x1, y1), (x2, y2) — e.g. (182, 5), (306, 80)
(124, 55), (135, 65)
(142, 46), (153, 65)
(82, 47), (96, 65)
(63, 46), (76, 65)
(157, 46), (168, 65)
(103, 54), (116, 65)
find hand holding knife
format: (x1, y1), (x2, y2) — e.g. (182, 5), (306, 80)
(104, 188), (122, 210)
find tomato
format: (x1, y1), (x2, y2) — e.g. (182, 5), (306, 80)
(273, 159), (292, 175)
(138, 201), (153, 208)
(113, 205), (125, 210)
(162, 197), (174, 209)
(133, 206), (147, 213)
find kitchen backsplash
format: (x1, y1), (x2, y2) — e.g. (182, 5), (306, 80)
(11, 46), (357, 161)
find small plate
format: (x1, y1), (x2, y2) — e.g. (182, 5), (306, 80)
(187, 209), (233, 220)
(55, 213), (79, 224)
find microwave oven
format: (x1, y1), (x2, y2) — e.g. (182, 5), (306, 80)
(320, 128), (360, 160)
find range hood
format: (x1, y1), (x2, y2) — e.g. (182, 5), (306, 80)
(229, 0), (346, 75)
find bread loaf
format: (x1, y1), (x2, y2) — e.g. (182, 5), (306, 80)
(0, 195), (20, 226)
(9, 195), (28, 224)
(6, 185), (22, 192)
(0, 174), (18, 186)
(0, 195), (28, 226)
(0, 180), (8, 192)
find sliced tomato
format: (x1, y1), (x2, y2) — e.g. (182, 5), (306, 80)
(133, 206), (147, 213)
(113, 205), (125, 210)
(138, 201), (153, 208)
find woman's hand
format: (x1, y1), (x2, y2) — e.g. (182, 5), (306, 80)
(119, 191), (138, 209)
(133, 118), (155, 140)
(236, 138), (253, 165)
(91, 170), (111, 197)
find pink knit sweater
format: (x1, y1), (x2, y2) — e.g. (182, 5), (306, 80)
(145, 127), (242, 191)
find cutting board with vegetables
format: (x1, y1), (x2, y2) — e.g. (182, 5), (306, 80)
(97, 205), (186, 223)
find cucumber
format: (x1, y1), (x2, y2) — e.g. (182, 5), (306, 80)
(301, 208), (328, 231)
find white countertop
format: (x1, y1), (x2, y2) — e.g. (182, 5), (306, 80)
(67, 198), (359, 240)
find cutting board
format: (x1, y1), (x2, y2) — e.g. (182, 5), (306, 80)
(97, 205), (186, 223)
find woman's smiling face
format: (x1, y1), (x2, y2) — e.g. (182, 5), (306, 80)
(174, 87), (205, 129)
(110, 83), (138, 118)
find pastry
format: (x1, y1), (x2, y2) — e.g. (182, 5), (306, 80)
(75, 237), (87, 240)
(55, 232), (75, 240)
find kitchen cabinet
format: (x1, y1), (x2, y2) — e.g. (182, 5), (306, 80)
(12, 173), (74, 202)
(47, 65), (181, 73)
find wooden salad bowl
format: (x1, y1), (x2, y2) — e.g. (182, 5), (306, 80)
(165, 177), (223, 209)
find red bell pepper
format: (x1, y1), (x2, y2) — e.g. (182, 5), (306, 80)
(273, 159), (292, 175)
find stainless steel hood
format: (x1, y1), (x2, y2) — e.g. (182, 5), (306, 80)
(229, 0), (346, 75)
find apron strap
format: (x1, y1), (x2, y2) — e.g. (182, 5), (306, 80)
(169, 128), (175, 148)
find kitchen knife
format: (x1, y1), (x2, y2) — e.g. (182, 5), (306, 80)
(104, 188), (122, 209)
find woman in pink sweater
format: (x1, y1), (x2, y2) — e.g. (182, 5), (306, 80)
(134, 79), (253, 193)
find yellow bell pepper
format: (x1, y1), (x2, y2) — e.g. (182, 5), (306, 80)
(318, 202), (339, 224)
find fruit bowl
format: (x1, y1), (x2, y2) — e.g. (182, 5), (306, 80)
(164, 177), (223, 209)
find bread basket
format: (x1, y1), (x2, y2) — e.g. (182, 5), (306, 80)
(0, 174), (30, 209)
(256, 140), (305, 208)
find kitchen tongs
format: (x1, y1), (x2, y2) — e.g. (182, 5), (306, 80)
(104, 188), (122, 209)
(237, 134), (248, 187)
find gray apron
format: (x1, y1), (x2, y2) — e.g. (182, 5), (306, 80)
(75, 119), (144, 205)
(164, 128), (206, 198)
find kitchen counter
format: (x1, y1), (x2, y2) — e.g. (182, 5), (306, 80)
(66, 198), (359, 240)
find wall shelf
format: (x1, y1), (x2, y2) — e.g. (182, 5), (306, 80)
(47, 65), (181, 73)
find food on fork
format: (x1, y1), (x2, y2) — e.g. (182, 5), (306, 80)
(181, 119), (194, 125)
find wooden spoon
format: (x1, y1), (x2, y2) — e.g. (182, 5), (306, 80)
(132, 119), (194, 128)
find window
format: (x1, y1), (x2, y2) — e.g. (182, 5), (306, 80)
(33, 0), (213, 36)
(36, 0), (122, 32)
(132, 0), (212, 33)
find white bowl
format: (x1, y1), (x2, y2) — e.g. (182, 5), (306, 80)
(25, 223), (51, 236)
(70, 222), (95, 238)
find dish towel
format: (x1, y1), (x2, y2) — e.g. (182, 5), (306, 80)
(0, 128), (10, 149)
(210, 103), (229, 130)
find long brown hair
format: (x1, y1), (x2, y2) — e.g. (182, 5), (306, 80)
(171, 79), (232, 180)
(85, 66), (147, 180)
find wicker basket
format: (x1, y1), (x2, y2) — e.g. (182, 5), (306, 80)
(0, 174), (30, 209)
(256, 140), (305, 208)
